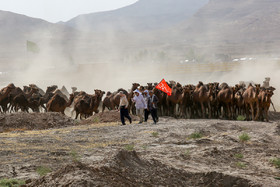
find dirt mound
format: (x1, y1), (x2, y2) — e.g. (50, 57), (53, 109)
(26, 150), (260, 187)
(0, 112), (76, 132)
(83, 110), (138, 124)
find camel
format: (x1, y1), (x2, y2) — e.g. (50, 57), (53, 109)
(258, 88), (274, 122)
(234, 90), (245, 117)
(102, 91), (113, 112)
(243, 84), (260, 121)
(74, 90), (104, 119)
(47, 93), (74, 114)
(0, 83), (15, 103)
(74, 94), (97, 119)
(166, 83), (183, 117)
(0, 84), (16, 113)
(193, 82), (212, 118)
(153, 88), (164, 116)
(102, 89), (128, 112)
(128, 83), (140, 114)
(10, 87), (38, 112)
(217, 83), (234, 119)
(179, 85), (193, 118)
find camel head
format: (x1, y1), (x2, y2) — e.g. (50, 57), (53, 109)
(106, 91), (112, 96)
(7, 83), (15, 89)
(268, 86), (276, 92)
(196, 81), (204, 88)
(132, 83), (140, 90)
(46, 85), (58, 93)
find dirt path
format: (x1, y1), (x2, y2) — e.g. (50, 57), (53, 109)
(0, 113), (280, 186)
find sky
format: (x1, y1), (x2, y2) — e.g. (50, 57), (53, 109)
(0, 0), (138, 23)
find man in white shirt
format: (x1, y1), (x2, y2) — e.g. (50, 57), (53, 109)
(132, 89), (147, 124)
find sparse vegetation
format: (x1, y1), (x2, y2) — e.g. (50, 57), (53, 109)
(92, 116), (100, 123)
(184, 149), (190, 157)
(239, 133), (251, 142)
(271, 158), (280, 168)
(189, 132), (203, 139)
(234, 153), (244, 159)
(0, 178), (25, 187)
(237, 115), (246, 121)
(69, 150), (81, 163)
(124, 144), (135, 151)
(236, 162), (246, 169)
(151, 131), (159, 137)
(36, 166), (52, 176)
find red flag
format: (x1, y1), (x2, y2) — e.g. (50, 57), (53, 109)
(156, 79), (172, 96)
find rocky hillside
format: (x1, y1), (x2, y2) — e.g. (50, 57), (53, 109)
(65, 0), (209, 32)
(174, 0), (280, 57)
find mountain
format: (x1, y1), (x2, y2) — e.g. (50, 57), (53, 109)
(65, 0), (209, 32)
(173, 0), (280, 58)
(0, 10), (77, 70)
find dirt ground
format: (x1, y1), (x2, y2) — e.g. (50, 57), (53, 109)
(0, 112), (279, 186)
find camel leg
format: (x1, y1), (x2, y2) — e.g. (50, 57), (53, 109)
(227, 104), (231, 119)
(200, 102), (205, 118)
(207, 102), (211, 119)
(265, 108), (269, 122)
(249, 103), (254, 121)
(75, 111), (79, 119)
(271, 101), (276, 112)
(255, 102), (260, 121)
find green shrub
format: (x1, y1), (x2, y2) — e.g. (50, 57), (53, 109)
(151, 132), (159, 137)
(92, 116), (100, 123)
(124, 144), (134, 151)
(236, 162), (246, 169)
(36, 166), (52, 176)
(189, 132), (203, 139)
(234, 153), (244, 159)
(0, 179), (25, 187)
(237, 115), (246, 121)
(69, 150), (81, 163)
(271, 158), (280, 168)
(239, 133), (251, 142)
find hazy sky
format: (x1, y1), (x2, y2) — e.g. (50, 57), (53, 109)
(0, 0), (138, 23)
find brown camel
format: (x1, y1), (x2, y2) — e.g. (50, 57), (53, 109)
(47, 93), (74, 114)
(243, 84), (260, 121)
(258, 88), (274, 122)
(74, 90), (104, 119)
(217, 83), (234, 119)
(234, 90), (245, 117)
(179, 85), (194, 118)
(74, 94), (97, 119)
(166, 83), (183, 117)
(0, 83), (15, 103)
(193, 82), (212, 118)
(0, 84), (15, 113)
(10, 87), (39, 112)
(128, 83), (140, 114)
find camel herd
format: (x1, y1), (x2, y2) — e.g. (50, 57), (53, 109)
(0, 83), (104, 119)
(0, 80), (276, 121)
(103, 81), (275, 122)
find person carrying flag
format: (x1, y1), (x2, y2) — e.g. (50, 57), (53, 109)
(147, 90), (159, 124)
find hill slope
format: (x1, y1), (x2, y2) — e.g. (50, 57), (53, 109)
(65, 0), (209, 32)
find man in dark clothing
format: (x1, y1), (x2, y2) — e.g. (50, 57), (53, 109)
(118, 91), (132, 125)
(147, 90), (159, 124)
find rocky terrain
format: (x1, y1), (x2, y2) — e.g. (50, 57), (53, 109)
(0, 112), (279, 186)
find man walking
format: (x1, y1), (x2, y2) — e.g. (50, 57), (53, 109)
(143, 90), (150, 122)
(132, 89), (146, 124)
(147, 90), (159, 124)
(118, 91), (132, 125)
